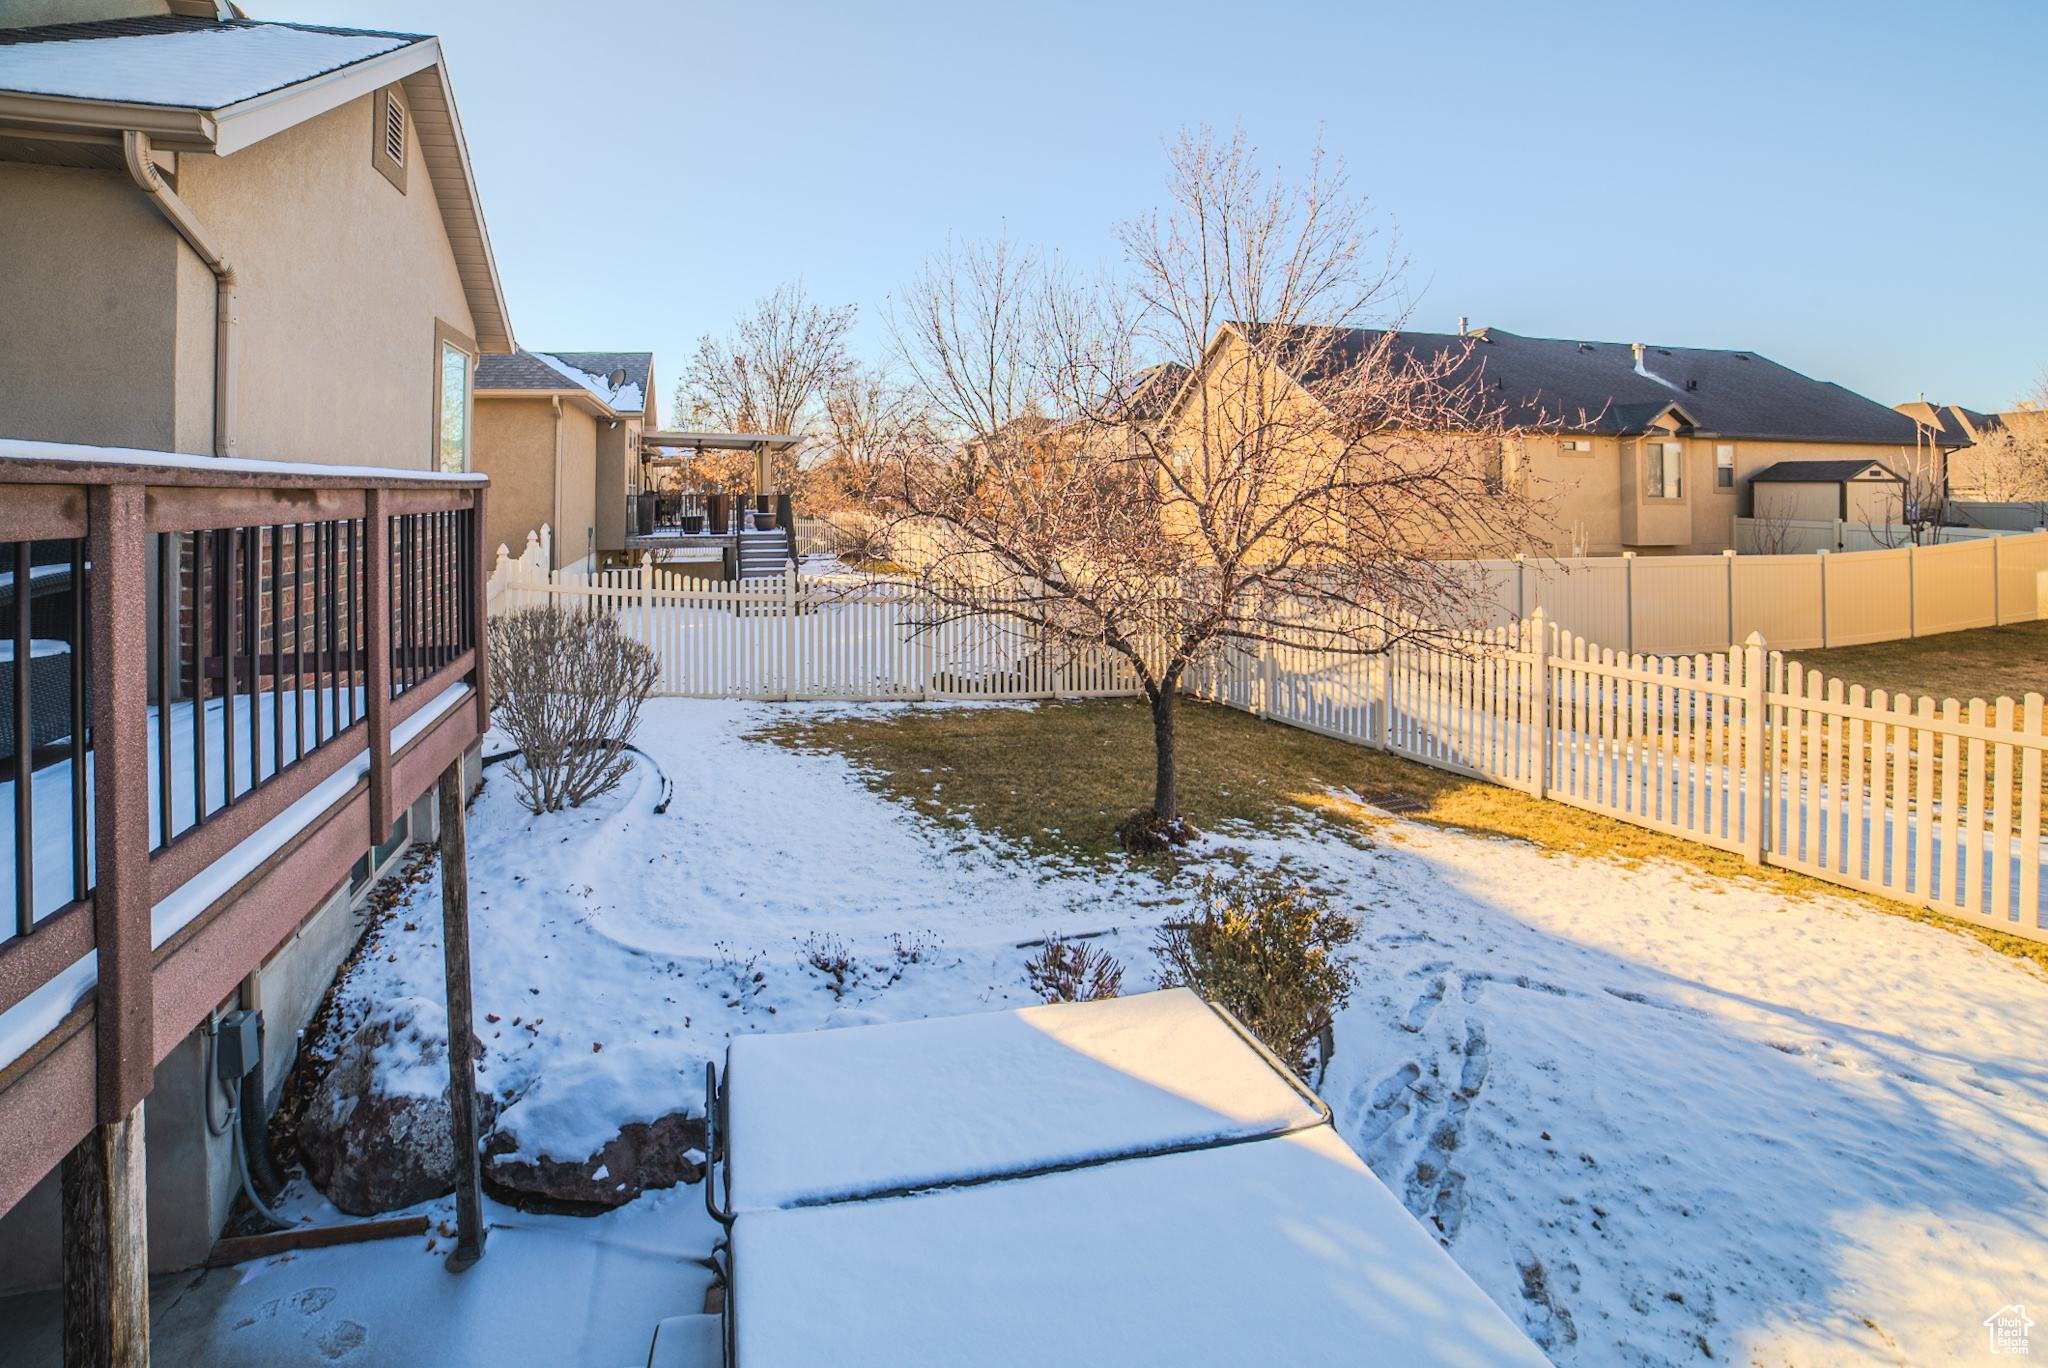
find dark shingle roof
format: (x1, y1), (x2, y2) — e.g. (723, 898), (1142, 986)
(1747, 460), (1901, 483)
(1246, 325), (1935, 447)
(474, 352), (584, 392)
(0, 16), (424, 45)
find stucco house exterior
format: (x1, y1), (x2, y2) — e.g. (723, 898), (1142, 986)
(0, 7), (513, 468)
(0, 6), (512, 1352)
(1156, 323), (1960, 556)
(473, 350), (656, 574)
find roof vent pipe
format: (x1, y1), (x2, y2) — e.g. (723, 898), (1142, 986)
(123, 130), (238, 458)
(1632, 342), (1646, 371)
(1458, 316), (1468, 338)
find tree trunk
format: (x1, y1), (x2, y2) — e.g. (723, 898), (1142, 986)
(1150, 686), (1178, 820)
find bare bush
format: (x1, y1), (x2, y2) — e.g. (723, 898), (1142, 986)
(488, 606), (658, 814)
(1152, 868), (1359, 1075)
(1024, 935), (1124, 1003)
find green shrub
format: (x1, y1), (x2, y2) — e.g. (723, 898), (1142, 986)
(1153, 868), (1359, 1075)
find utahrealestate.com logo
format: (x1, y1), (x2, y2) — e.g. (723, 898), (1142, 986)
(1985, 1305), (2034, 1355)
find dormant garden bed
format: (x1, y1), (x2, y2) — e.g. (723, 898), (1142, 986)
(157, 697), (2048, 1367)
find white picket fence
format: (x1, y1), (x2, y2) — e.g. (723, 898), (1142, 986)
(1187, 618), (2047, 941)
(487, 541), (2047, 942)
(489, 551), (1140, 700)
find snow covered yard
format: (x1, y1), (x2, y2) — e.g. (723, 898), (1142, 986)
(173, 697), (2047, 1366)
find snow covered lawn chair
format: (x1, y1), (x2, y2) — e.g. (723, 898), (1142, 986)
(701, 989), (1549, 1367)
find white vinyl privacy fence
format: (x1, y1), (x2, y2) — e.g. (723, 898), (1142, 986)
(1472, 529), (2048, 654)
(488, 546), (2047, 942)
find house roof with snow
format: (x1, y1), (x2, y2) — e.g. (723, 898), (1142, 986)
(475, 350), (652, 420)
(0, 14), (513, 351)
(1224, 323), (1942, 448)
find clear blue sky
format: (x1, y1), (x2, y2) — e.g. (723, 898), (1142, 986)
(269, 0), (2046, 421)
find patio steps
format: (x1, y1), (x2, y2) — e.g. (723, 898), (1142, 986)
(736, 531), (790, 580)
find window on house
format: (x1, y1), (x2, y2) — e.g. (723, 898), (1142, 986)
(438, 343), (469, 473)
(1716, 443), (1735, 489)
(1645, 441), (1684, 499)
(1559, 439), (1592, 453)
(1484, 442), (1505, 493)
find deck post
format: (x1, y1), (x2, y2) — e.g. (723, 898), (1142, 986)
(365, 490), (393, 838)
(88, 484), (152, 1120)
(438, 755), (486, 1271)
(61, 1099), (149, 1368)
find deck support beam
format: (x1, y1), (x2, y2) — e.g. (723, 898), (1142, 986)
(61, 1100), (150, 1368)
(438, 755), (485, 1271)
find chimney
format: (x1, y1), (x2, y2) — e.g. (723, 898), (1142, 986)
(1458, 316), (1468, 338)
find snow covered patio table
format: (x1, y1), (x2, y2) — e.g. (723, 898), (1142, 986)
(712, 989), (1550, 1367)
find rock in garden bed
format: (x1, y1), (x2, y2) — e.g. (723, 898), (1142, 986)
(483, 1111), (705, 1214)
(297, 997), (498, 1217)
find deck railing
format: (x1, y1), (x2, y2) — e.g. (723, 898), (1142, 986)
(0, 444), (487, 1211)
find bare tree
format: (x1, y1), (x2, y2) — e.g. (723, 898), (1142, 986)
(881, 129), (1552, 843)
(674, 280), (857, 495)
(1863, 438), (1952, 548)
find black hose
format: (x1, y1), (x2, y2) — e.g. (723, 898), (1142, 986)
(240, 1020), (290, 1199)
(480, 742), (672, 814)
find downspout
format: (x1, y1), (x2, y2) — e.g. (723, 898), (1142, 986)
(552, 396), (564, 572)
(123, 130), (238, 458)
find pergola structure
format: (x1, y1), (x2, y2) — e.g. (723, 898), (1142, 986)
(639, 430), (804, 497)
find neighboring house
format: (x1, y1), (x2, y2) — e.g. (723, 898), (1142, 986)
(1897, 400), (2048, 504)
(1153, 323), (1958, 555)
(0, 6), (510, 1352)
(474, 350), (657, 574)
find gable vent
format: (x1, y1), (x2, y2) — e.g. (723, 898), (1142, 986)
(384, 94), (406, 167)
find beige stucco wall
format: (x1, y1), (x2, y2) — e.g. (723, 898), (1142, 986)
(1, 93), (479, 467)
(558, 406), (598, 569)
(473, 397), (600, 570)
(169, 93), (476, 469)
(0, 161), (184, 449)
(596, 419), (635, 552)
(474, 398), (557, 565)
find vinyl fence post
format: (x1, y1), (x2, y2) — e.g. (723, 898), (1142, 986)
(1723, 548), (1736, 650)
(782, 561), (797, 702)
(1907, 543), (1918, 638)
(1992, 533), (2003, 626)
(1623, 551), (1636, 655)
(1530, 607), (1550, 798)
(1257, 637), (1273, 719)
(1743, 631), (1767, 865)
(1817, 548), (1829, 649)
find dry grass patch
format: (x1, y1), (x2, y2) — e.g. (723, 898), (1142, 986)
(1784, 620), (2048, 714)
(756, 697), (2048, 975)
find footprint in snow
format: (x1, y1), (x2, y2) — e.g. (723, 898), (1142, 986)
(1401, 977), (1446, 1033)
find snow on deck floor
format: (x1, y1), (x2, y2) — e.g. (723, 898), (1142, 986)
(154, 697), (2048, 1366)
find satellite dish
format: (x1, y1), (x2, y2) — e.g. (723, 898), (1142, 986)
(608, 368), (627, 390)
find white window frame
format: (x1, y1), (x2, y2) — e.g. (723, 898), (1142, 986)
(1715, 443), (1735, 490)
(433, 320), (477, 474)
